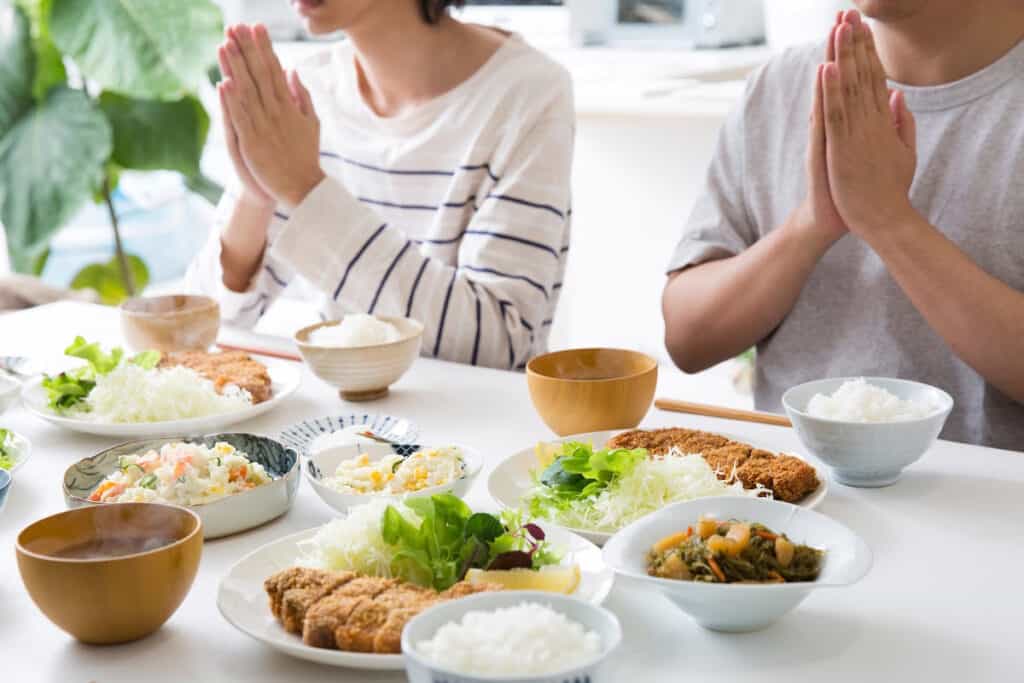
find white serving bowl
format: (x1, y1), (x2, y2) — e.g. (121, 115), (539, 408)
(0, 373), (21, 414)
(602, 497), (871, 633)
(63, 433), (300, 539)
(401, 591), (622, 683)
(782, 377), (953, 487)
(295, 317), (424, 402)
(304, 442), (481, 514)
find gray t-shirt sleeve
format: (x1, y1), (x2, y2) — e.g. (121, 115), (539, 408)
(666, 76), (760, 274)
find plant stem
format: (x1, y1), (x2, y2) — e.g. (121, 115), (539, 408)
(102, 177), (135, 297)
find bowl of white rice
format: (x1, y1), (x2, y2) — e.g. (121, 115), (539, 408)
(402, 591), (621, 683)
(295, 315), (423, 402)
(782, 377), (953, 487)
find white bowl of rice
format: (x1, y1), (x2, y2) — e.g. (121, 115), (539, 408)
(782, 377), (953, 487)
(401, 591), (621, 683)
(295, 315), (423, 402)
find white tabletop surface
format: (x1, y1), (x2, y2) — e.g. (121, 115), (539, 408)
(2, 302), (1022, 682)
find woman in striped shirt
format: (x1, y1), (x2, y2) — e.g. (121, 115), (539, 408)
(186, 0), (574, 370)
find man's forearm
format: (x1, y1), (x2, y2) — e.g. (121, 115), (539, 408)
(865, 212), (1024, 401)
(663, 212), (838, 373)
(219, 194), (275, 292)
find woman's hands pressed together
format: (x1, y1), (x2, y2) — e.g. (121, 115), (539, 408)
(821, 13), (918, 242)
(217, 24), (325, 210)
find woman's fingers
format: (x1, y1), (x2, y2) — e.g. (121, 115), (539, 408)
(218, 82), (246, 163)
(823, 62), (847, 139)
(890, 90), (917, 153)
(233, 24), (280, 116)
(863, 24), (890, 114)
(253, 24), (292, 109)
(288, 70), (314, 117)
(220, 78), (254, 142)
(835, 23), (860, 121)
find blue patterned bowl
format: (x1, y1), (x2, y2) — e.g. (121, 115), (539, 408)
(63, 433), (299, 539)
(402, 591), (622, 683)
(278, 413), (420, 459)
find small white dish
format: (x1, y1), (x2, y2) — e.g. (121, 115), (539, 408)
(602, 496), (872, 632)
(216, 524), (613, 670)
(489, 429), (828, 546)
(304, 442), (482, 514)
(783, 377), (953, 487)
(63, 433), (300, 539)
(21, 357), (301, 438)
(1, 430), (31, 474)
(402, 591), (622, 683)
(0, 373), (21, 414)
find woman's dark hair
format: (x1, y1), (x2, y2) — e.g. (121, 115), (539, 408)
(420, 0), (465, 24)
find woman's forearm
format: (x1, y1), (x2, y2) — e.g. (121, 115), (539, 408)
(866, 212), (1024, 402)
(219, 193), (275, 292)
(662, 211), (837, 373)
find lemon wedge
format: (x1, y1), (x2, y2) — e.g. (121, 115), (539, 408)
(534, 442), (562, 469)
(465, 565), (581, 594)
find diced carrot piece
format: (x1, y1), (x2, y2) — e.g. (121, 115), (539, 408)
(755, 530), (778, 541)
(708, 556), (726, 582)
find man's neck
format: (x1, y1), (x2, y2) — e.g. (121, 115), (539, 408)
(873, 1), (1024, 86)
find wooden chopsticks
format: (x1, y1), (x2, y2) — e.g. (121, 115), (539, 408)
(654, 397), (792, 427)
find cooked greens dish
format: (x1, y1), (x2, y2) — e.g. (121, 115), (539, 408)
(647, 517), (824, 584)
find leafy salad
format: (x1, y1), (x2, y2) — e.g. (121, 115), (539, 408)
(41, 337), (160, 412)
(524, 441), (755, 533)
(299, 493), (560, 591)
(0, 428), (15, 470)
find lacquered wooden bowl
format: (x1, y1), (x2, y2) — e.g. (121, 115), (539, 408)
(527, 348), (658, 436)
(16, 503), (202, 644)
(120, 294), (220, 352)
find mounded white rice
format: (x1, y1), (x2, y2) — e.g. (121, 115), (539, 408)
(83, 364), (251, 423)
(806, 378), (937, 422)
(416, 602), (601, 676)
(310, 314), (401, 347)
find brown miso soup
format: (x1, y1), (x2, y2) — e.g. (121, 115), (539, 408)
(53, 536), (178, 560)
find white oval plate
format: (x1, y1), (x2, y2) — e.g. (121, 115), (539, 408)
(216, 524), (614, 670)
(488, 429), (829, 546)
(2, 430), (31, 474)
(21, 358), (301, 438)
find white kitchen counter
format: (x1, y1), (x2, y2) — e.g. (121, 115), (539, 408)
(2, 302), (1023, 682)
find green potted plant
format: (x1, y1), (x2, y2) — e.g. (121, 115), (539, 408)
(0, 0), (223, 303)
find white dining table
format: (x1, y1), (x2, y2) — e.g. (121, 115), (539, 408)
(1, 301), (1022, 683)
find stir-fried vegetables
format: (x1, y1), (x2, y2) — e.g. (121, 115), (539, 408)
(647, 517), (824, 584)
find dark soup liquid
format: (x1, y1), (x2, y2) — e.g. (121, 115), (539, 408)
(53, 536), (178, 560)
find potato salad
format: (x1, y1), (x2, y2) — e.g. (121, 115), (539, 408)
(323, 446), (465, 495)
(88, 441), (271, 506)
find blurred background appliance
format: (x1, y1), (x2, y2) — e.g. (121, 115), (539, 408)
(567, 0), (764, 48)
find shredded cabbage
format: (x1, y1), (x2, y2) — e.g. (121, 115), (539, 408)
(80, 364), (251, 423)
(296, 499), (421, 578)
(527, 452), (761, 532)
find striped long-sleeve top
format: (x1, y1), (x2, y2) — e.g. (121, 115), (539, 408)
(186, 35), (574, 370)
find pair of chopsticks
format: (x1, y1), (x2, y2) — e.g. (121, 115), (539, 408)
(216, 342), (302, 362)
(654, 398), (792, 427)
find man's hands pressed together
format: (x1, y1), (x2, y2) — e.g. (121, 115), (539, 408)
(822, 13), (918, 242)
(217, 24), (325, 210)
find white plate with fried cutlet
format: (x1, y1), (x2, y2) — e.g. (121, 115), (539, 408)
(489, 428), (829, 546)
(22, 354), (301, 438)
(216, 525), (614, 670)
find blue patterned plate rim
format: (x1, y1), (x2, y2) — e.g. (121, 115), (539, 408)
(278, 414), (420, 459)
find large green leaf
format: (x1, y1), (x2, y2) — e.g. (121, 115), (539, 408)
(71, 254), (149, 305)
(14, 0), (66, 99)
(99, 92), (209, 176)
(49, 0), (223, 100)
(0, 0), (34, 131)
(0, 87), (111, 272)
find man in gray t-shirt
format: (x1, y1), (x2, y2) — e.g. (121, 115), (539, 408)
(663, 2), (1024, 449)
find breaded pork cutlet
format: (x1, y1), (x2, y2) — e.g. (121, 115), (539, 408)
(264, 567), (355, 634)
(159, 350), (273, 403)
(301, 577), (396, 649)
(336, 585), (438, 653)
(607, 428), (819, 503)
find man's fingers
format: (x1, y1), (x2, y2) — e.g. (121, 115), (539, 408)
(843, 9), (862, 26)
(823, 62), (847, 138)
(836, 23), (860, 118)
(891, 90), (917, 153)
(288, 70), (314, 117)
(863, 24), (890, 114)
(253, 24), (292, 108)
(852, 23), (875, 113)
(826, 22), (838, 62)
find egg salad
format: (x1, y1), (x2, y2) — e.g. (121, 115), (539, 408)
(324, 446), (465, 495)
(88, 441), (272, 506)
